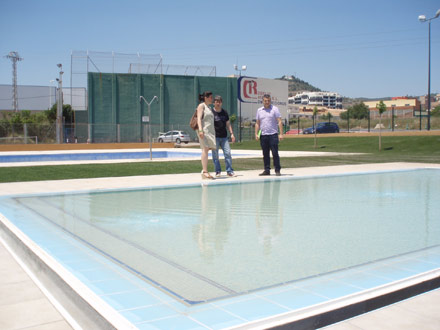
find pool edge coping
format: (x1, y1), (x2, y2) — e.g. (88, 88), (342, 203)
(226, 268), (440, 329)
(1, 162), (439, 197)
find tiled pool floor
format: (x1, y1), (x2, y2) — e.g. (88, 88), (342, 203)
(1, 163), (440, 329)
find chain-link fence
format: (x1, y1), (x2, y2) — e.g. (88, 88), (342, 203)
(1, 117), (438, 145)
(0, 123), (56, 144)
(286, 116), (440, 135)
(75, 123), (200, 144)
(0, 122), (203, 144)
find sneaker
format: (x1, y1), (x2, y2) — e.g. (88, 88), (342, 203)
(259, 171), (270, 176)
(215, 172), (221, 178)
(275, 171), (281, 176)
(227, 172), (235, 177)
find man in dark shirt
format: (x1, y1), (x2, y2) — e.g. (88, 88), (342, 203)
(212, 95), (235, 177)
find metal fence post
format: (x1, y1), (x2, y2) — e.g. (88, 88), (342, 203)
(392, 106), (395, 132)
(368, 110), (370, 132)
(24, 123), (28, 144)
(88, 124), (92, 143)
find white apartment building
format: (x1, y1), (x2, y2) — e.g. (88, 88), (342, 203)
(288, 91), (343, 109)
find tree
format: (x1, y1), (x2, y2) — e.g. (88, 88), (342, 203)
(313, 106), (318, 149)
(1, 110), (43, 125)
(376, 100), (387, 151)
(321, 112), (333, 122)
(350, 102), (369, 119)
(340, 110), (349, 120)
(340, 102), (369, 120)
(431, 105), (440, 117)
(45, 104), (74, 124)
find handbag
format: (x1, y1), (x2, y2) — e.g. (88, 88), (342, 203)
(189, 107), (204, 130)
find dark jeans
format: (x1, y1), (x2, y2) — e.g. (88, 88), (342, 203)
(260, 133), (281, 172)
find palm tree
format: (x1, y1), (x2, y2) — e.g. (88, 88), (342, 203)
(376, 101), (387, 151)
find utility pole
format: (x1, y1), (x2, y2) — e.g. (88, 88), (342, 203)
(5, 51), (23, 112)
(419, 9), (440, 131)
(234, 64), (247, 142)
(56, 64), (64, 143)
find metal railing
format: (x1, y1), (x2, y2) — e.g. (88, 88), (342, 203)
(0, 136), (38, 144)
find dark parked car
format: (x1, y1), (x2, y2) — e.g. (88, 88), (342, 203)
(303, 122), (339, 134)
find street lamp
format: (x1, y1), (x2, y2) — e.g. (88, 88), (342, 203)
(140, 95), (158, 160)
(234, 64), (247, 77)
(418, 9), (440, 131)
(234, 64), (247, 142)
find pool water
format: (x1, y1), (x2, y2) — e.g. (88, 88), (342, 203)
(0, 150), (206, 163)
(1, 169), (439, 305)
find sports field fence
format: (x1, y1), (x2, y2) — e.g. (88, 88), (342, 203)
(1, 116), (439, 145)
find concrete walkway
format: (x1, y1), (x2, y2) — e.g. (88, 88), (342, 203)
(324, 288), (440, 330)
(0, 239), (72, 330)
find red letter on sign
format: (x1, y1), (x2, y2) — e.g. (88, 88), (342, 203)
(243, 80), (257, 99)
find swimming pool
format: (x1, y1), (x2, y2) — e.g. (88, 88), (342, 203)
(1, 167), (440, 329)
(0, 150), (206, 163)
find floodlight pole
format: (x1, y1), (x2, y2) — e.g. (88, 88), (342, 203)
(426, 19), (432, 131)
(419, 9), (440, 131)
(5, 51), (23, 112)
(234, 64), (246, 142)
(140, 95), (158, 160)
(56, 64), (64, 143)
(49, 80), (55, 109)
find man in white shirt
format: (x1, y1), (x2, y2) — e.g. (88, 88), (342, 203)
(255, 94), (284, 176)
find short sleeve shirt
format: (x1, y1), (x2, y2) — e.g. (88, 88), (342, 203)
(212, 108), (230, 138)
(256, 105), (281, 135)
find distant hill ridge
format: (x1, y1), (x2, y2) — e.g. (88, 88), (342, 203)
(277, 75), (321, 96)
(277, 75), (421, 102)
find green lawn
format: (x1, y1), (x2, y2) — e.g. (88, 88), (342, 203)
(1, 135), (439, 183)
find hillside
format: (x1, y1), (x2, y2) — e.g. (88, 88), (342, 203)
(277, 75), (321, 96)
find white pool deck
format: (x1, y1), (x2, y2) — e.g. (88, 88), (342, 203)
(1, 161), (440, 329)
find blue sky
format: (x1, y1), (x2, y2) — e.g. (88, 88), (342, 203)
(0, 0), (439, 98)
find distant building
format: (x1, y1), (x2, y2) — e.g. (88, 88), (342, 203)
(288, 91), (343, 109)
(280, 75), (294, 80)
(0, 84), (87, 112)
(419, 94), (439, 109)
(0, 84), (56, 111)
(364, 97), (420, 118)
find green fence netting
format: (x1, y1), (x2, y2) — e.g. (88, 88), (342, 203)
(83, 72), (237, 143)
